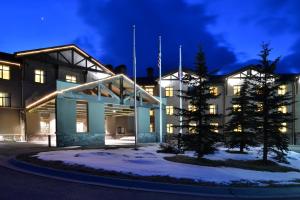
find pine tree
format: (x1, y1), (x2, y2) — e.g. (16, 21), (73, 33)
(249, 44), (294, 162)
(224, 73), (257, 153)
(178, 47), (220, 157)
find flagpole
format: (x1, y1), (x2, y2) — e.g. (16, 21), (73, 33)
(159, 36), (163, 143)
(133, 25), (138, 149)
(179, 45), (183, 135)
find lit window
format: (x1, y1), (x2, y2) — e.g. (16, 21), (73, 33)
(278, 106), (287, 114)
(66, 75), (77, 83)
(145, 87), (154, 95)
(278, 85), (287, 95)
(209, 104), (217, 114)
(189, 122), (197, 133)
(0, 65), (10, 80)
(165, 87), (173, 97)
(166, 106), (174, 115)
(0, 92), (10, 107)
(233, 104), (241, 112)
(234, 125), (242, 132)
(76, 101), (88, 132)
(209, 86), (218, 96)
(149, 109), (154, 116)
(257, 103), (263, 112)
(149, 123), (154, 132)
(279, 122), (287, 133)
(188, 104), (197, 112)
(233, 85), (241, 96)
(40, 121), (50, 134)
(35, 69), (45, 83)
(210, 123), (219, 133)
(167, 123), (173, 133)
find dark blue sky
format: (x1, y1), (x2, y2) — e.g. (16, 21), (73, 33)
(1, 0), (300, 75)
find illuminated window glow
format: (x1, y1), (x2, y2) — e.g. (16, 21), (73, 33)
(0, 92), (10, 107)
(189, 122), (197, 133)
(210, 123), (219, 133)
(234, 125), (242, 132)
(209, 86), (218, 96)
(35, 69), (45, 83)
(0, 65), (10, 80)
(166, 106), (174, 115)
(278, 85), (287, 95)
(188, 104), (197, 112)
(233, 85), (241, 96)
(66, 75), (77, 83)
(167, 123), (173, 133)
(149, 109), (154, 116)
(209, 104), (217, 114)
(149, 123), (154, 132)
(278, 106), (287, 114)
(280, 122), (287, 133)
(165, 87), (173, 97)
(233, 104), (241, 112)
(145, 86), (154, 95)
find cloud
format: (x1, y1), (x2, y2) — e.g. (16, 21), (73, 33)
(76, 0), (237, 75)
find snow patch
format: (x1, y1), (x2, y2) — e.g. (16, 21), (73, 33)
(36, 145), (300, 185)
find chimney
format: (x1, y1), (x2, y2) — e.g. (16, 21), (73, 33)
(146, 67), (154, 78)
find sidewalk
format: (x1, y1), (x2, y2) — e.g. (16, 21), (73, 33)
(5, 158), (300, 199)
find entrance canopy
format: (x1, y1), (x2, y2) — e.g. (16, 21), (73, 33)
(26, 74), (160, 112)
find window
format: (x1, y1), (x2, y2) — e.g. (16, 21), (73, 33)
(257, 103), (263, 112)
(166, 123), (173, 133)
(149, 123), (154, 132)
(35, 69), (45, 83)
(210, 123), (219, 133)
(0, 92), (10, 107)
(234, 125), (242, 132)
(76, 101), (88, 132)
(209, 86), (218, 96)
(209, 104), (217, 114)
(145, 86), (154, 95)
(279, 123), (287, 133)
(278, 106), (287, 114)
(188, 104), (197, 112)
(0, 65), (10, 80)
(189, 122), (197, 133)
(165, 87), (173, 97)
(40, 121), (50, 134)
(166, 106), (174, 115)
(278, 85), (287, 95)
(233, 104), (241, 112)
(233, 85), (241, 96)
(149, 109), (154, 116)
(66, 75), (77, 83)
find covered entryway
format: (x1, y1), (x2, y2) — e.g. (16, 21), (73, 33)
(25, 74), (166, 147)
(104, 104), (135, 145)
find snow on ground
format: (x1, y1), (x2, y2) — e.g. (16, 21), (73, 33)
(36, 145), (300, 185)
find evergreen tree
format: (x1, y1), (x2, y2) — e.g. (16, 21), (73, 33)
(178, 47), (220, 157)
(249, 44), (294, 162)
(224, 73), (257, 153)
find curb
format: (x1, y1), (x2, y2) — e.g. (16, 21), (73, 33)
(6, 158), (300, 199)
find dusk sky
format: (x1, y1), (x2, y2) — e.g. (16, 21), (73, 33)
(1, 0), (300, 75)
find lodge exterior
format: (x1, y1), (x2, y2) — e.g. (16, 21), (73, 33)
(0, 44), (299, 146)
(141, 68), (300, 145)
(0, 45), (166, 146)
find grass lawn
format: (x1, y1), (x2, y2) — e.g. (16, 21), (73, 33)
(165, 155), (300, 172)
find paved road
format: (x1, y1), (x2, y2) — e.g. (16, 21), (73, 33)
(0, 142), (300, 200)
